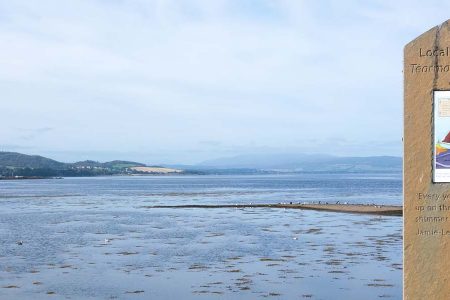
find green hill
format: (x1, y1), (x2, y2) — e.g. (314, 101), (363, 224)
(102, 160), (146, 169)
(0, 152), (67, 169)
(0, 152), (181, 178)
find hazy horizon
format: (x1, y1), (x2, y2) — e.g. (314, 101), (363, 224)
(1, 1), (448, 164)
(0, 149), (402, 167)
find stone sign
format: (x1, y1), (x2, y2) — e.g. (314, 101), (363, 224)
(404, 20), (450, 299)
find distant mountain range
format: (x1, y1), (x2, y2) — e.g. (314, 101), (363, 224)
(0, 151), (402, 178)
(196, 153), (402, 172)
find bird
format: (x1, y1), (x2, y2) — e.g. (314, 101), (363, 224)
(16, 241), (23, 245)
(104, 238), (110, 244)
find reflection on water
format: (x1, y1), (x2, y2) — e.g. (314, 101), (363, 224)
(0, 175), (402, 299)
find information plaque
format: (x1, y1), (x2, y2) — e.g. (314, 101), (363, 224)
(404, 20), (450, 300)
(434, 91), (450, 182)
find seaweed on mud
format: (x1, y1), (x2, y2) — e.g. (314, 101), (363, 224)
(117, 251), (139, 255)
(367, 283), (394, 287)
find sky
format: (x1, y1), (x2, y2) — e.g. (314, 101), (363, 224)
(0, 0), (449, 165)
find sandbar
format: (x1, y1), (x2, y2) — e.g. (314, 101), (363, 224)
(141, 203), (403, 216)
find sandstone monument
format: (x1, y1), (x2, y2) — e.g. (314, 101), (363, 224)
(404, 19), (450, 299)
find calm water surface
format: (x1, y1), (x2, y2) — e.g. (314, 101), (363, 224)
(0, 174), (402, 299)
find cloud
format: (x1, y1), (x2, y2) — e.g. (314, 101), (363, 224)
(16, 127), (54, 141)
(0, 0), (445, 163)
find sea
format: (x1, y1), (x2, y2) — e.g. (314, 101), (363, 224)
(0, 173), (402, 299)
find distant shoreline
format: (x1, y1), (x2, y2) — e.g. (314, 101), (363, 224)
(1, 151), (402, 178)
(141, 203), (403, 216)
(0, 176), (60, 180)
(0, 173), (185, 180)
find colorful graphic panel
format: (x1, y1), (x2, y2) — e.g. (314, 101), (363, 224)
(434, 91), (450, 182)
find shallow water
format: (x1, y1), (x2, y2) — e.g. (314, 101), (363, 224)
(0, 174), (402, 299)
(0, 173), (402, 207)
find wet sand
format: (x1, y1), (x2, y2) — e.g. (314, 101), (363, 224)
(141, 203), (403, 216)
(0, 175), (402, 299)
(0, 207), (402, 300)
